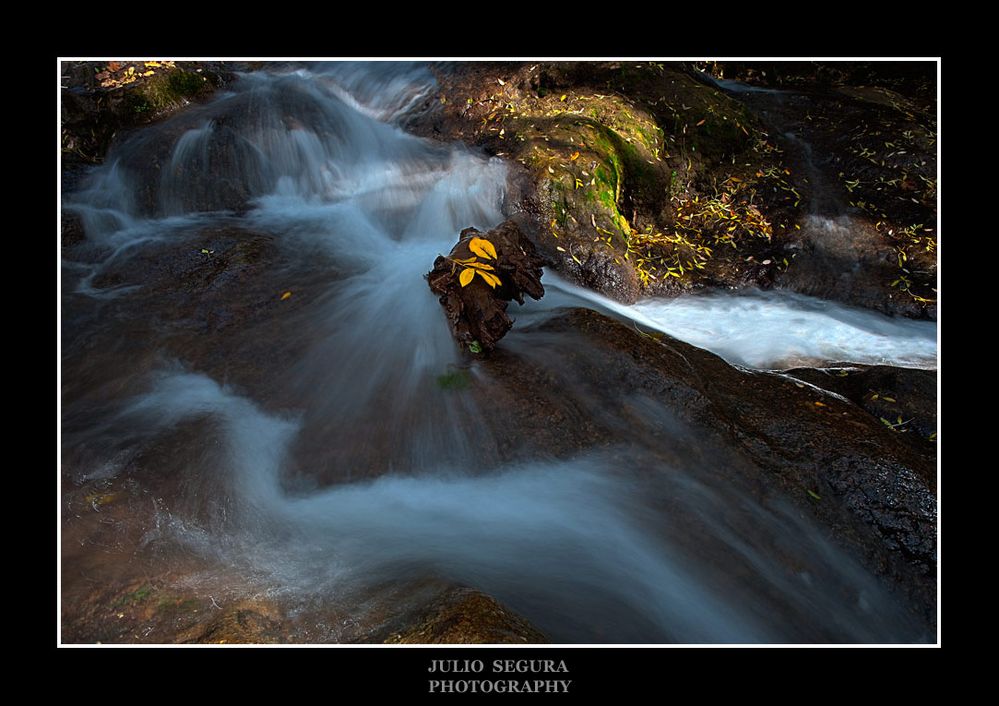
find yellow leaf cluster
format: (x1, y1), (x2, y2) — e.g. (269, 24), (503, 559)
(452, 237), (502, 288)
(468, 237), (498, 260)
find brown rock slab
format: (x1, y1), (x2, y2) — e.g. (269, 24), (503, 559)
(384, 587), (548, 644)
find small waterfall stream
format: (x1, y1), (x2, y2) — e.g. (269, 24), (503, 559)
(61, 63), (935, 643)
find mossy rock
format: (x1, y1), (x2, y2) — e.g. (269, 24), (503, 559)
(418, 61), (801, 303)
(122, 70), (214, 118)
(61, 62), (233, 166)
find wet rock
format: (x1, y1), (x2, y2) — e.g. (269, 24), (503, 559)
(784, 364), (937, 460)
(61, 224), (337, 417)
(383, 587), (548, 644)
(61, 61), (235, 167)
(178, 602), (285, 644)
(473, 308), (936, 625)
(694, 61), (936, 108)
(413, 61), (802, 303)
(700, 64), (937, 318)
(415, 61), (935, 318)
(427, 220), (545, 353)
(61, 211), (84, 248)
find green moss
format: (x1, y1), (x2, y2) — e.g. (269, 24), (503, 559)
(436, 369), (471, 390)
(115, 585), (154, 607)
(127, 70), (207, 117)
(168, 70), (207, 96)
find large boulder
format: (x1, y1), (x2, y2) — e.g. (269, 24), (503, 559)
(61, 61), (234, 166)
(412, 62), (804, 303)
(471, 308), (936, 627)
(412, 61), (936, 318)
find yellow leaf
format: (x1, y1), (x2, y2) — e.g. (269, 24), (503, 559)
(469, 237), (498, 260)
(459, 268), (475, 287)
(467, 261), (495, 271)
(477, 270), (501, 287)
(814, 401), (827, 407)
(280, 291), (292, 300)
(570, 151), (580, 161)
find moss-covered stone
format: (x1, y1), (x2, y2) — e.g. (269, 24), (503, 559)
(60, 61), (233, 166)
(415, 61), (802, 303)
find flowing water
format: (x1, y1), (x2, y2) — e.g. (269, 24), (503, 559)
(61, 63), (935, 643)
(529, 277), (937, 370)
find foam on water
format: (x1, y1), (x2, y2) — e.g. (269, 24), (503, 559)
(534, 274), (937, 369)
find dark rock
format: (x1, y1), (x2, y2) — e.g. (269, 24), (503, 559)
(473, 309), (936, 625)
(61, 210), (85, 248)
(61, 61), (235, 167)
(784, 364), (937, 460)
(694, 61), (936, 108)
(702, 66), (937, 318)
(178, 602), (284, 644)
(413, 61), (936, 318)
(427, 220), (545, 353)
(412, 61), (802, 304)
(383, 587), (549, 644)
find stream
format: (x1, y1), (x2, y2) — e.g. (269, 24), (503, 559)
(61, 63), (936, 644)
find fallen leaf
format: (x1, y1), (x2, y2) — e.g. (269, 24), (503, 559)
(280, 291), (292, 300)
(696, 118), (706, 126)
(476, 270), (501, 287)
(814, 401), (827, 407)
(570, 151), (580, 161)
(468, 237), (498, 260)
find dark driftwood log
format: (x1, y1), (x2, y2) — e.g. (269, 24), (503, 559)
(427, 220), (545, 353)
